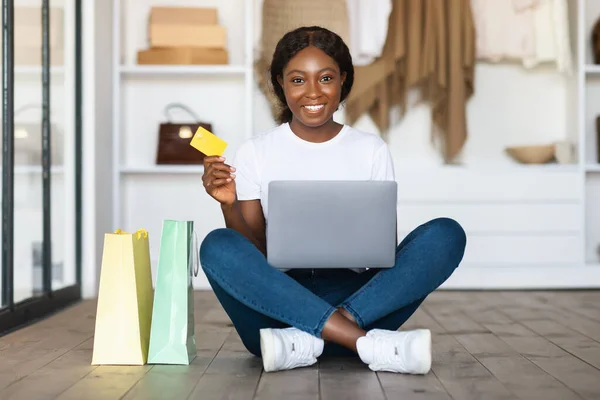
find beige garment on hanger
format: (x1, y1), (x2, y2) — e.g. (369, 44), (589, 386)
(345, 0), (476, 163)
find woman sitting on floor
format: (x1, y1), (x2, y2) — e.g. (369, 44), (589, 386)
(199, 26), (466, 374)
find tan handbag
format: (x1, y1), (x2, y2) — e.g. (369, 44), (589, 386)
(156, 103), (213, 165)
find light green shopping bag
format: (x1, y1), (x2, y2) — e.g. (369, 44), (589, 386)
(147, 220), (199, 365)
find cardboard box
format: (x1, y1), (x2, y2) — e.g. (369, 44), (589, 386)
(149, 24), (227, 48)
(149, 7), (218, 26)
(12, 7), (64, 49)
(137, 47), (228, 65)
(15, 47), (64, 66)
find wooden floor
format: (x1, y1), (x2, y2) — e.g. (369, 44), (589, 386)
(1, 291), (600, 400)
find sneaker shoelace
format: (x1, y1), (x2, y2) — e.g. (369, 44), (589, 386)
(371, 333), (409, 369)
(287, 330), (314, 363)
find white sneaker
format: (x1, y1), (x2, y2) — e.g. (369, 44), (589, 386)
(260, 327), (324, 372)
(356, 328), (432, 374)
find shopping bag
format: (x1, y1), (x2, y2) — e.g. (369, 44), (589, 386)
(91, 228), (154, 365)
(147, 220), (199, 365)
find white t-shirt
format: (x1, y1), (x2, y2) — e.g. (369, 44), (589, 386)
(232, 122), (396, 221)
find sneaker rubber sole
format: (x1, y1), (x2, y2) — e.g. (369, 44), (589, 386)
(414, 329), (432, 374)
(260, 328), (277, 372)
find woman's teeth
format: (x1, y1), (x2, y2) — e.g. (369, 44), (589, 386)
(304, 104), (324, 111)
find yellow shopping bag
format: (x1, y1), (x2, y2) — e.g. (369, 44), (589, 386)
(91, 228), (154, 365)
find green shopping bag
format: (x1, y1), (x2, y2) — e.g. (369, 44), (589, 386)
(147, 220), (199, 365)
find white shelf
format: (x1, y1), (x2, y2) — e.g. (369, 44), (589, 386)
(15, 166), (65, 174)
(396, 163), (580, 173)
(13, 66), (65, 76)
(119, 65), (248, 77)
(120, 165), (204, 174)
(585, 64), (600, 75)
(586, 164), (600, 172)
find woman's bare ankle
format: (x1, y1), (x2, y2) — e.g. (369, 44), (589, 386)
(321, 311), (366, 353)
(338, 307), (357, 324)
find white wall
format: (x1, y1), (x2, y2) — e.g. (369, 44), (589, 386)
(82, 0), (114, 298)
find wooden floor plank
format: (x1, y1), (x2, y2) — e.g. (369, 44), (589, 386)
(121, 357), (214, 400)
(0, 301), (96, 390)
(423, 300), (490, 335)
(534, 291), (600, 324)
(54, 365), (151, 400)
(0, 301), (95, 352)
(319, 358), (386, 400)
(402, 307), (447, 335)
(0, 338), (96, 400)
(121, 329), (228, 400)
(420, 301), (517, 400)
(187, 331), (263, 400)
(428, 333), (515, 400)
(454, 333), (582, 400)
(519, 319), (600, 370)
(122, 298), (235, 400)
(254, 366), (318, 400)
(1, 290), (600, 399)
(377, 371), (452, 400)
(472, 292), (600, 400)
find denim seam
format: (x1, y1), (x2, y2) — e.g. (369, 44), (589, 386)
(315, 306), (337, 337)
(339, 303), (365, 328)
(202, 261), (330, 337)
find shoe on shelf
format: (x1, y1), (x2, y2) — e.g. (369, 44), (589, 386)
(260, 327), (324, 372)
(356, 328), (432, 374)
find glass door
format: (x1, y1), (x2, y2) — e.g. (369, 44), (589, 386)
(0, 0), (82, 333)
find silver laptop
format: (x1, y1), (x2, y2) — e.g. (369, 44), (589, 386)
(266, 180), (397, 270)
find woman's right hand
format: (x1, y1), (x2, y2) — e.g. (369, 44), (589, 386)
(202, 156), (237, 206)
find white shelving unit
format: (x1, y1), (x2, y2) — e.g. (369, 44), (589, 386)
(111, 0), (254, 286)
(581, 0), (600, 272)
(14, 66), (65, 76)
(109, 0), (600, 289)
(119, 65), (247, 76)
(585, 64), (600, 74)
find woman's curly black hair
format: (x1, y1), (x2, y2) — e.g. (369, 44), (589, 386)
(269, 26), (354, 124)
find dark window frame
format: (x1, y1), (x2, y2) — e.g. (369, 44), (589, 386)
(0, 0), (83, 335)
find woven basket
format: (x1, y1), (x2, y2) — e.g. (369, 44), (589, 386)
(255, 0), (350, 121)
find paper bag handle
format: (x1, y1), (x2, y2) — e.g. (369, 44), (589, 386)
(189, 231), (200, 277)
(114, 228), (148, 239)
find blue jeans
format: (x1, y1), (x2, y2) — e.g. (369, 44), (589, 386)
(199, 217), (466, 357)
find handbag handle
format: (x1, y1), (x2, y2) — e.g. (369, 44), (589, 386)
(15, 103), (55, 119)
(163, 103), (202, 123)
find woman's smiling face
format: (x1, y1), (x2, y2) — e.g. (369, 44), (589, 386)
(278, 46), (346, 129)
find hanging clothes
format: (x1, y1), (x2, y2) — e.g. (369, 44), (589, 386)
(471, 0), (573, 73)
(522, 0), (573, 73)
(471, 0), (536, 62)
(346, 0), (393, 66)
(345, 0), (476, 163)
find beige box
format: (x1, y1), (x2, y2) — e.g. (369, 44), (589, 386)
(15, 47), (64, 66)
(137, 47), (228, 65)
(149, 24), (227, 49)
(149, 7), (218, 26)
(12, 7), (64, 49)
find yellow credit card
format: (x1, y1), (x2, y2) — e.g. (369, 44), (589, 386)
(189, 126), (228, 157)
